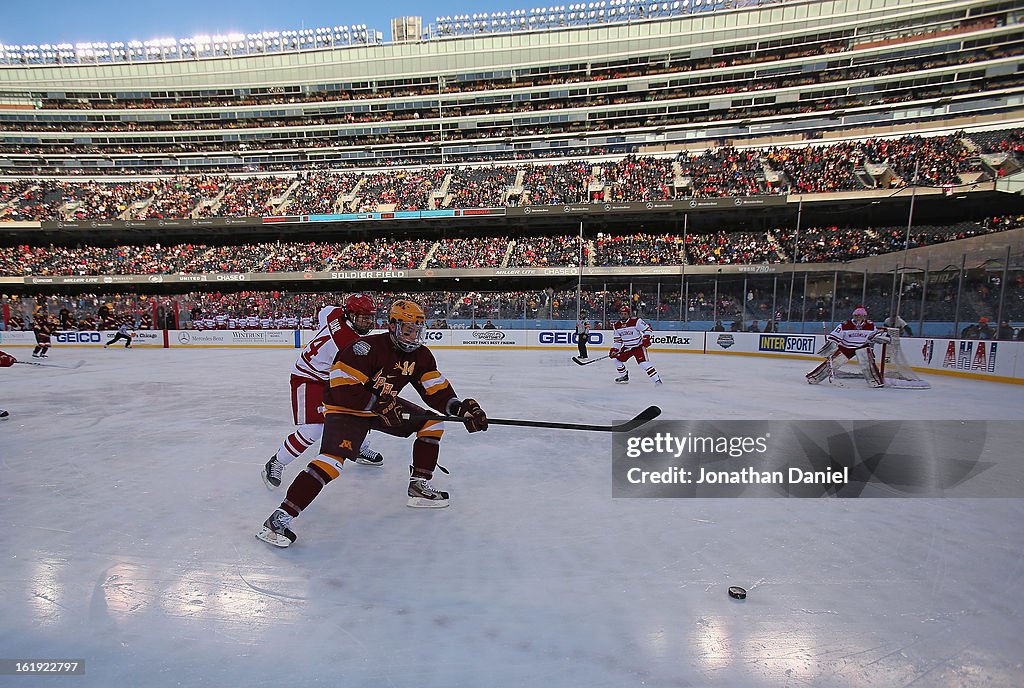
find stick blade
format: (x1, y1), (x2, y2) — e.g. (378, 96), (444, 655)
(615, 405), (662, 432)
(636, 405), (662, 423)
(572, 356), (587, 365)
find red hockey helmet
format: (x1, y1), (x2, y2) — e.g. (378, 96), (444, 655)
(344, 293), (376, 335)
(851, 305), (868, 324)
(619, 304), (631, 318)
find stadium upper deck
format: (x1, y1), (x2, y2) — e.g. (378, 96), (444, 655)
(2, 0), (1023, 174)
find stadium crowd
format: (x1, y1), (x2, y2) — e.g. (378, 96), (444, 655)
(5, 272), (1022, 338)
(4, 131), (1020, 220)
(2, 215), (1020, 277)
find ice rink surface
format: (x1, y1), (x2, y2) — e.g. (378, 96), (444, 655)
(2, 346), (1023, 687)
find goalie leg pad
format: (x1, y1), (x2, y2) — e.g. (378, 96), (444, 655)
(807, 352), (846, 384)
(806, 360), (830, 384)
(858, 348), (885, 388)
(815, 340), (838, 357)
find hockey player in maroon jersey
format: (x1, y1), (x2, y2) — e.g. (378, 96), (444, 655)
(806, 305), (889, 387)
(30, 310), (57, 358)
(257, 298), (488, 547)
(262, 294), (384, 490)
(609, 304), (662, 385)
(1, 349), (14, 418)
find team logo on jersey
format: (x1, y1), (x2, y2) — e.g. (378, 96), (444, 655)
(394, 361), (416, 376)
(352, 340), (371, 356)
(372, 373), (395, 397)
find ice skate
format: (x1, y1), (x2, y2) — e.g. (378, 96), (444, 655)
(256, 508), (296, 547)
(408, 475), (450, 508)
(354, 446), (384, 467)
(262, 456), (284, 489)
(0, 410), (9, 419)
(615, 373), (629, 384)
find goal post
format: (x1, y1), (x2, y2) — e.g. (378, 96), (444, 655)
(879, 327), (931, 389)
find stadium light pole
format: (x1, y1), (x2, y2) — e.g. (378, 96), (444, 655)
(787, 196), (803, 330)
(680, 213), (687, 325)
(953, 254), (966, 338)
(438, 76), (446, 166)
(575, 220), (584, 322)
(894, 158), (920, 321)
(918, 259), (929, 337)
(996, 244), (1010, 332)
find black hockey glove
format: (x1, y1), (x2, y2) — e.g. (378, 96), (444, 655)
(457, 398), (488, 433)
(373, 393), (404, 427)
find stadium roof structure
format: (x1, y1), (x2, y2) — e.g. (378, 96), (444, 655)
(0, 0), (744, 65)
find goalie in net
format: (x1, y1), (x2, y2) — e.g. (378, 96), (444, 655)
(806, 308), (930, 389)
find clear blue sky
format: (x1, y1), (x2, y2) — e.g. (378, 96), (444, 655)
(0, 0), (517, 45)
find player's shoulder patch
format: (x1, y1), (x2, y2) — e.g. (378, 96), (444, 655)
(352, 340), (371, 356)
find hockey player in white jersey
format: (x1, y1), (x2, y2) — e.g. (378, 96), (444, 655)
(610, 305), (662, 385)
(262, 293), (383, 489)
(806, 305), (889, 387)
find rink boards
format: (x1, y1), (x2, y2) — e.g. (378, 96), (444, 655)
(1, 328), (1021, 383)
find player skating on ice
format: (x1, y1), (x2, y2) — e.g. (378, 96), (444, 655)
(257, 298), (488, 547)
(806, 305), (889, 387)
(609, 305), (662, 385)
(262, 294), (385, 489)
(0, 349), (13, 418)
(104, 320), (135, 348)
(30, 309), (57, 358)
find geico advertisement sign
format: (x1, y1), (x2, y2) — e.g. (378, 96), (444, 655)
(536, 331), (605, 345)
(454, 330), (524, 346)
(172, 330), (293, 346)
(55, 330), (103, 344)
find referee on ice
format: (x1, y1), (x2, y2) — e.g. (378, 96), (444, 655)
(105, 320), (134, 349)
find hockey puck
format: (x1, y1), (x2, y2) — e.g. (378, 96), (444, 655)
(728, 586), (747, 600)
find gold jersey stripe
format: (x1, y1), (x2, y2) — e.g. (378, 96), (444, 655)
(323, 404), (376, 417)
(311, 458), (342, 480)
(330, 361), (369, 384)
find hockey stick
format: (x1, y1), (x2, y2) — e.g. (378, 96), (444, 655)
(572, 345), (640, 366)
(14, 359), (85, 370)
(572, 352), (612, 366)
(403, 404), (662, 433)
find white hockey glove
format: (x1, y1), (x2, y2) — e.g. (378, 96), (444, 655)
(868, 331), (891, 345)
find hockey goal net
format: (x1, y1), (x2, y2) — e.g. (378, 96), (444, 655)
(878, 327), (930, 389)
(833, 328), (931, 388)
